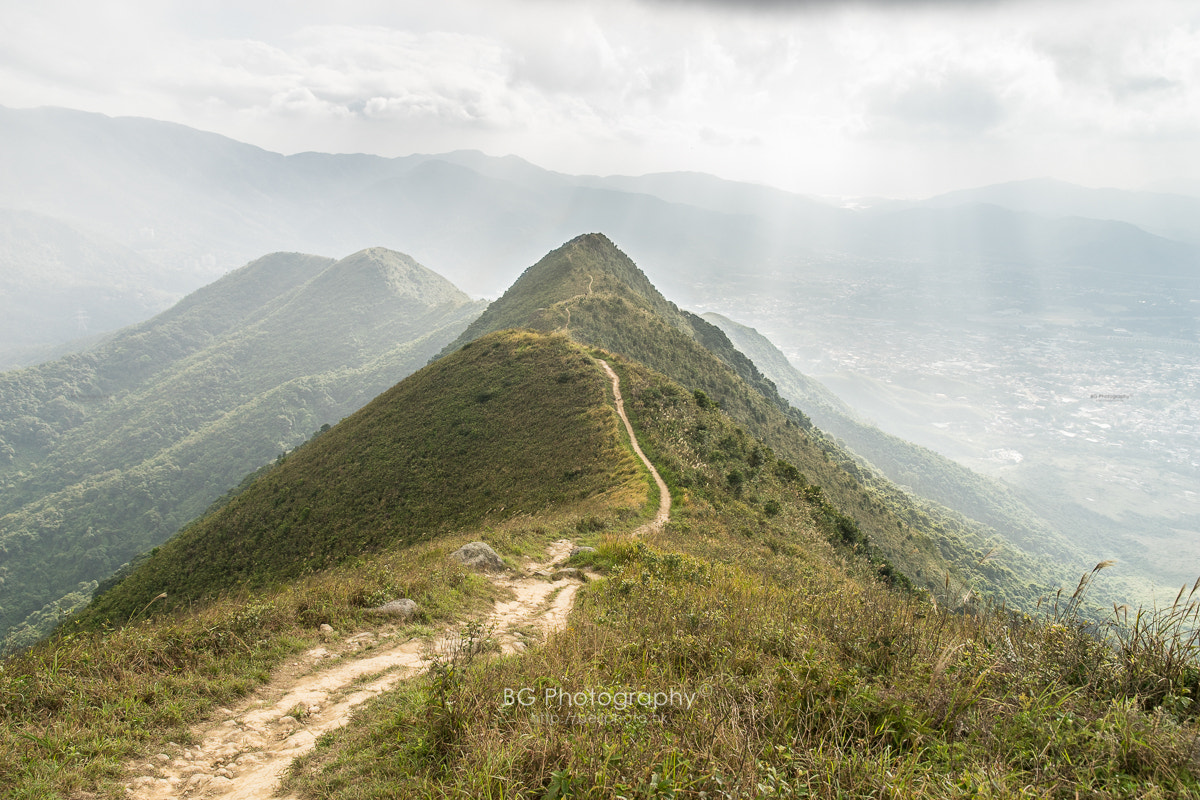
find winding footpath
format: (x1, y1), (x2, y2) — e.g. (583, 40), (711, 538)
(598, 358), (671, 533)
(122, 359), (668, 800)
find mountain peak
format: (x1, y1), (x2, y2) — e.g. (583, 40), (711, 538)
(438, 233), (683, 356)
(308, 247), (471, 311)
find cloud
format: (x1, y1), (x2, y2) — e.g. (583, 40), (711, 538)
(699, 125), (764, 147)
(165, 26), (536, 133)
(0, 0), (1197, 196)
(864, 70), (1005, 138)
(1026, 6), (1200, 139)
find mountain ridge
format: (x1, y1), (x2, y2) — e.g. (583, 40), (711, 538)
(0, 247), (484, 652)
(433, 234), (1059, 607)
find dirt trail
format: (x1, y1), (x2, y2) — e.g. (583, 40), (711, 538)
(598, 359), (671, 533)
(124, 631), (428, 800)
(122, 541), (589, 800)
(120, 363), (667, 800)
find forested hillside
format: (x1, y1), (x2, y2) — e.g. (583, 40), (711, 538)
(0, 248), (485, 652)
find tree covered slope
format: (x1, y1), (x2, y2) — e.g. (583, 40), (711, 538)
(0, 248), (484, 652)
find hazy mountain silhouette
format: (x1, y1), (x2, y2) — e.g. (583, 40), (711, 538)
(4, 106), (1196, 362)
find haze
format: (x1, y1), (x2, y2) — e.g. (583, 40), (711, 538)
(2, 0), (1198, 198)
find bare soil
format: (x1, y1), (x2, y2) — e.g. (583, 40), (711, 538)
(599, 358), (670, 533)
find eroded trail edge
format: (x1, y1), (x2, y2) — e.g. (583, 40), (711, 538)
(598, 358), (671, 533)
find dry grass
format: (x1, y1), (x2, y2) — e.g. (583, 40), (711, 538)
(283, 523), (1200, 799)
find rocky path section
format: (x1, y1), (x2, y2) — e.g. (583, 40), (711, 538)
(123, 632), (427, 800)
(487, 538), (587, 655)
(121, 362), (667, 799)
(122, 541), (589, 800)
(598, 359), (671, 533)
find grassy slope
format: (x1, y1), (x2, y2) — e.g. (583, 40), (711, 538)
(440, 233), (1045, 608)
(0, 248), (484, 651)
(4, 327), (1198, 799)
(79, 330), (645, 624)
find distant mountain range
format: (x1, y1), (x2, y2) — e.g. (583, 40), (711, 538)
(918, 177), (1200, 247)
(0, 247), (483, 652)
(0, 208), (176, 366)
(2, 106), (1197, 365)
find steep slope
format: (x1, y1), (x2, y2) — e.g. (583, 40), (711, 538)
(80, 330), (645, 624)
(438, 234), (1049, 607)
(706, 312), (1084, 564)
(0, 249), (485, 652)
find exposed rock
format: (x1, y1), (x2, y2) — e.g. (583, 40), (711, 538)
(372, 598), (419, 619)
(551, 568), (587, 582)
(449, 541), (506, 572)
(570, 546), (597, 558)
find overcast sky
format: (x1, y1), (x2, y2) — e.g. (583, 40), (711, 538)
(1, 0), (1197, 198)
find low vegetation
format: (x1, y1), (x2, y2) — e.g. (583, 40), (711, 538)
(0, 529), (519, 799)
(283, 364), (1200, 799)
(286, 545), (1200, 798)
